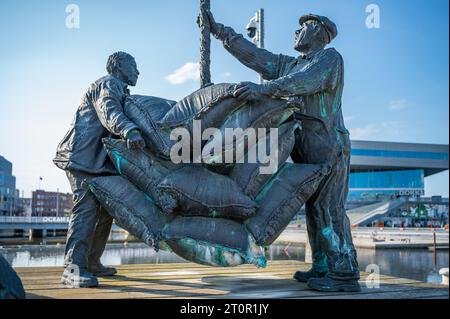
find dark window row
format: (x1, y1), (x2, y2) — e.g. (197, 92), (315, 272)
(351, 149), (448, 160)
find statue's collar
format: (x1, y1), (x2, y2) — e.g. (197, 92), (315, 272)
(118, 78), (129, 90)
(298, 48), (323, 61)
(110, 74), (129, 90)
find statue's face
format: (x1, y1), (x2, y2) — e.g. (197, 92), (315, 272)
(118, 57), (140, 86)
(294, 19), (320, 53)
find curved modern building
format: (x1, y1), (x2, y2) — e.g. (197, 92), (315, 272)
(349, 140), (449, 202)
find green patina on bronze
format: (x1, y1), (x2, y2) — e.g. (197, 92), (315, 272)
(319, 93), (327, 118)
(254, 164), (288, 203)
(111, 150), (127, 175)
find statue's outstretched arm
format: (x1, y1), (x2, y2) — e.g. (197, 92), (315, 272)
(201, 9), (290, 80)
(221, 31), (289, 81)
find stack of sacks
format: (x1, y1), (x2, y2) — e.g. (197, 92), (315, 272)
(88, 83), (330, 268)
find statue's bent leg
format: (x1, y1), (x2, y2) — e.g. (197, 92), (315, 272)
(305, 200), (329, 273)
(307, 153), (359, 281)
(64, 170), (100, 270)
(291, 138), (329, 281)
(87, 206), (115, 275)
(293, 200), (329, 282)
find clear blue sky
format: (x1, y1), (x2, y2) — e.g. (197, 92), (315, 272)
(0, 0), (448, 197)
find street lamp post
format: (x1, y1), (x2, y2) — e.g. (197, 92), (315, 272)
(258, 8), (265, 50)
(246, 8), (265, 84)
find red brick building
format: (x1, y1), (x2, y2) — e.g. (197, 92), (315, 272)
(32, 190), (73, 217)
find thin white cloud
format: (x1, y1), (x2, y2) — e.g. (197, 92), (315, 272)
(223, 72), (232, 77)
(350, 121), (402, 140)
(165, 62), (200, 85)
(389, 99), (410, 111)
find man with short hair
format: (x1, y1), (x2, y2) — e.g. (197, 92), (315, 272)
(201, 11), (360, 292)
(54, 51), (145, 288)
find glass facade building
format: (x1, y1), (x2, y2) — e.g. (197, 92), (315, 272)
(0, 155), (19, 215)
(350, 169), (424, 189)
(348, 169), (425, 201)
(351, 149), (449, 160)
(348, 140), (448, 202)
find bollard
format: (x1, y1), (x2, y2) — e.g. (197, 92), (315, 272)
(439, 268), (449, 285)
(304, 239), (312, 264)
(433, 230), (437, 267)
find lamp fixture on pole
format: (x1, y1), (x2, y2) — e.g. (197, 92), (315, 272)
(246, 8), (265, 83)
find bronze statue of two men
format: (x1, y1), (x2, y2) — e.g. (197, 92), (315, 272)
(54, 11), (360, 292)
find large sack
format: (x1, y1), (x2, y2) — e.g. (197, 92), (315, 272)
(0, 255), (25, 299)
(157, 165), (257, 220)
(103, 138), (182, 212)
(124, 95), (175, 159)
(88, 175), (173, 250)
(202, 98), (298, 166)
(229, 121), (298, 198)
(162, 217), (266, 267)
(158, 83), (245, 130)
(245, 163), (330, 246)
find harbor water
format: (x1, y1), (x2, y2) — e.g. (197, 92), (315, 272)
(1, 242), (448, 283)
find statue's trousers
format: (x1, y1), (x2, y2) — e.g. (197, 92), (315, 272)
(64, 170), (113, 269)
(293, 131), (360, 280)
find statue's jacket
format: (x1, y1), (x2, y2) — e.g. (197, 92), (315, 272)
(220, 28), (350, 165)
(53, 75), (138, 174)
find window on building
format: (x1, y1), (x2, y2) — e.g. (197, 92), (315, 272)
(352, 149), (448, 160)
(349, 169), (424, 189)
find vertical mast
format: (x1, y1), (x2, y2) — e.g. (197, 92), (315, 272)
(199, 0), (212, 88)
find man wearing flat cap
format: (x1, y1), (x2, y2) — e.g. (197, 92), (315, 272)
(201, 11), (360, 292)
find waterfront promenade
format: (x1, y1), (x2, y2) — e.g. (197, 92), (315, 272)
(15, 261), (448, 299)
(2, 216), (448, 250)
(276, 226), (449, 249)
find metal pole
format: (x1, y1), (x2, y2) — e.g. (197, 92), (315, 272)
(199, 0), (211, 88)
(56, 188), (59, 217)
(258, 8), (264, 49)
(258, 8), (264, 84)
(433, 229), (437, 267)
(29, 194), (32, 217)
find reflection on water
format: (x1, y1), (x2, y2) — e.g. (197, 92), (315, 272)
(356, 248), (448, 283)
(0, 243), (448, 283)
(0, 243), (186, 268)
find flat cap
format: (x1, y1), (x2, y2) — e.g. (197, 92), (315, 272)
(299, 14), (338, 43)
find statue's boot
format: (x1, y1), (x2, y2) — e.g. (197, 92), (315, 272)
(307, 275), (361, 292)
(88, 263), (117, 277)
(293, 269), (327, 283)
(61, 267), (98, 288)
